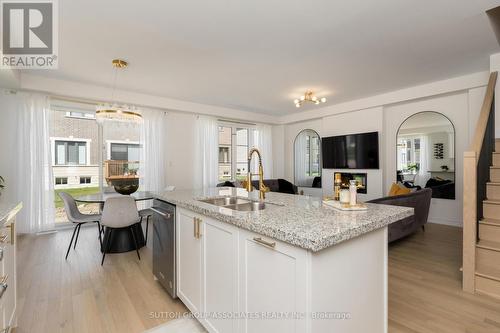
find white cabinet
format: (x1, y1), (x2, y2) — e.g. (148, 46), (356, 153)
(177, 209), (203, 314)
(177, 208), (239, 333)
(0, 212), (17, 333)
(238, 229), (307, 333)
(176, 207), (388, 333)
(202, 218), (239, 333)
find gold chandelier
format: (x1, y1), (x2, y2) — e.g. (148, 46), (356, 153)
(96, 59), (143, 123)
(294, 90), (327, 108)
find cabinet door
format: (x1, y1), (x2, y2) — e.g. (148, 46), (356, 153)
(177, 209), (203, 314)
(1, 220), (15, 329)
(239, 230), (307, 333)
(202, 218), (239, 333)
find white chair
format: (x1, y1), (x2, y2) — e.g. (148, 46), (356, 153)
(139, 186), (176, 245)
(59, 192), (102, 260)
(100, 196), (141, 265)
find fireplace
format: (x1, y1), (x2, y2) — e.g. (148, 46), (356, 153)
(335, 172), (367, 194)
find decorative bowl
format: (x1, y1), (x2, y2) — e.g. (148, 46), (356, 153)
(113, 180), (139, 195)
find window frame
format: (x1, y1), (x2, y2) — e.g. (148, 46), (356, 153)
(55, 177), (68, 185)
(52, 139), (90, 166)
(218, 122), (256, 182)
(106, 140), (141, 161)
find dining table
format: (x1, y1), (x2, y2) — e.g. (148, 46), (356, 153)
(74, 191), (155, 254)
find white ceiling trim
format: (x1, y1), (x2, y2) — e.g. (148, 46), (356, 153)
(19, 73), (281, 124)
(278, 71), (490, 124)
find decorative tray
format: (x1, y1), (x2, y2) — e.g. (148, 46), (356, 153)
(322, 199), (368, 211)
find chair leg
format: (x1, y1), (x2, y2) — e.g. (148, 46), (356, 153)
(129, 226), (141, 261)
(422, 225), (426, 232)
(65, 224), (79, 260)
(73, 223), (82, 250)
(101, 228), (113, 266)
(145, 216), (150, 245)
(97, 222), (103, 250)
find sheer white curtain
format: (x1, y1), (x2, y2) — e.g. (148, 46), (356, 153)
(13, 93), (55, 233)
(417, 135), (429, 187)
(254, 124), (273, 179)
(193, 115), (219, 189)
(139, 108), (168, 192)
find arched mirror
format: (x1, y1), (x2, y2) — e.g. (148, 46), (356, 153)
(397, 112), (455, 199)
(294, 129), (322, 188)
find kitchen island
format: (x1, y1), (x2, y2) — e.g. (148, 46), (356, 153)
(154, 187), (413, 333)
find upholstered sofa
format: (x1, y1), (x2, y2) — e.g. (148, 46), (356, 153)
(217, 179), (298, 195)
(367, 188), (432, 243)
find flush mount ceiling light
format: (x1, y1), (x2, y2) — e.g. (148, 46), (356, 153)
(293, 90), (327, 108)
(96, 59), (143, 123)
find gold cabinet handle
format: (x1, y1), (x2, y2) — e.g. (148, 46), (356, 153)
(197, 218), (202, 239)
(193, 217), (197, 238)
(253, 237), (276, 248)
(5, 223), (14, 245)
(0, 275), (8, 299)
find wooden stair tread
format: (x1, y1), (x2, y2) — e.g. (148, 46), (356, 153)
(483, 199), (500, 205)
(475, 271), (500, 283)
(487, 182), (500, 186)
(479, 218), (500, 226)
(477, 240), (500, 251)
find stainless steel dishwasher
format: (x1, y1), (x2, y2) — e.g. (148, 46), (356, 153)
(151, 199), (177, 298)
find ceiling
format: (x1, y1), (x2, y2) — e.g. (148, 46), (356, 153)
(24, 0), (500, 116)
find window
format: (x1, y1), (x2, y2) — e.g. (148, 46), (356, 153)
(235, 128), (249, 180)
(55, 140), (87, 165)
(397, 137), (421, 171)
(305, 134), (320, 177)
(218, 126), (232, 181)
(55, 177), (68, 185)
(65, 111), (96, 119)
(218, 124), (254, 181)
(110, 143), (140, 161)
(80, 176), (91, 184)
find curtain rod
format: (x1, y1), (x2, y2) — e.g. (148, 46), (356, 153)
(218, 118), (257, 126)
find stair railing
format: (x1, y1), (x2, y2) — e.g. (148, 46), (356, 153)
(463, 71), (497, 293)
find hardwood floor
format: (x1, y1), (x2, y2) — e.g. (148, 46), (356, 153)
(15, 222), (500, 333)
(389, 223), (500, 333)
(16, 223), (187, 333)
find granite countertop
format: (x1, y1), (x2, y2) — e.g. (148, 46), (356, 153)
(154, 188), (413, 252)
(0, 201), (23, 223)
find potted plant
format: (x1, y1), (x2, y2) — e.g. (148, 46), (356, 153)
(406, 163), (420, 173)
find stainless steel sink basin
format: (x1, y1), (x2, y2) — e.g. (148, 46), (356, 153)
(199, 197), (251, 206)
(198, 197), (267, 211)
(223, 201), (266, 211)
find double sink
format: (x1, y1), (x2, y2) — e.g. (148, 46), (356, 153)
(199, 196), (266, 211)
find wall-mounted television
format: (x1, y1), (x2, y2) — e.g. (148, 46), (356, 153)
(322, 131), (379, 169)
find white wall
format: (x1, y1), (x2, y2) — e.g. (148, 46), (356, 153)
(321, 107), (384, 202)
(384, 92), (481, 226)
(281, 77), (488, 227)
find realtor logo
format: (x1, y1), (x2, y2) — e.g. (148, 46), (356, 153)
(1, 0), (58, 69)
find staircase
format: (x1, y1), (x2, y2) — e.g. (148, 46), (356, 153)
(474, 140), (500, 298)
(463, 72), (500, 298)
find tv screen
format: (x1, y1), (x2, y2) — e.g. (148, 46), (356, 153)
(322, 132), (379, 169)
